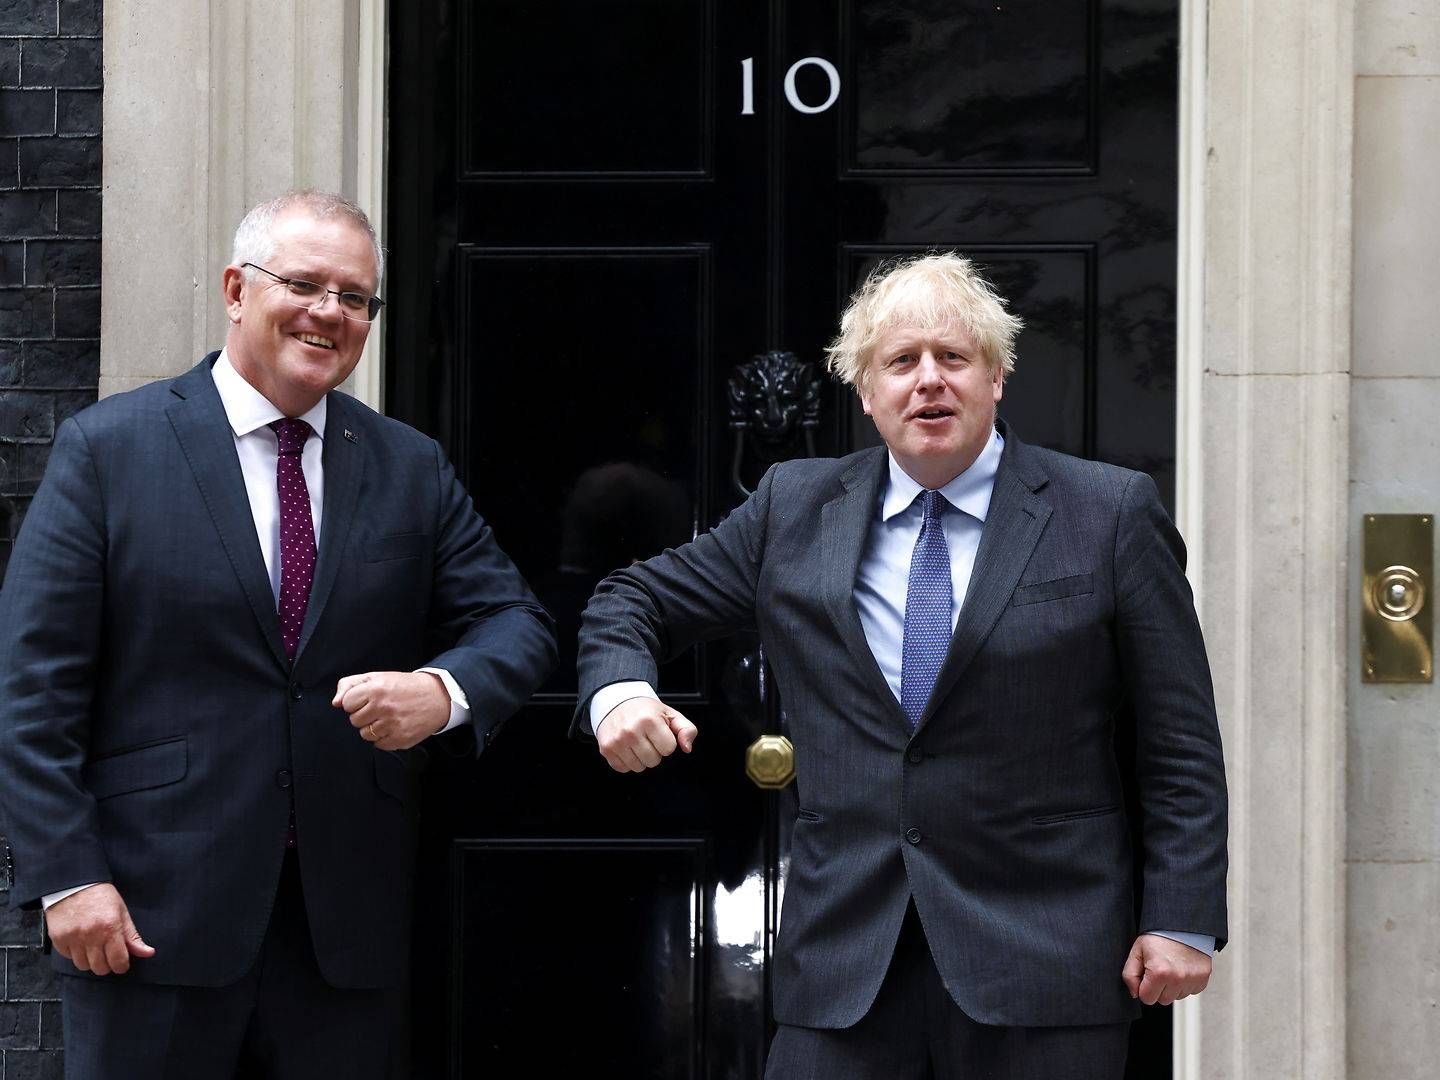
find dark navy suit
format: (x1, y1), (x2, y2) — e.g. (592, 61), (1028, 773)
(0, 355), (554, 1068)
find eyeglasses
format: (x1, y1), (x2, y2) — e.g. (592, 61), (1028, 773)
(242, 262), (385, 322)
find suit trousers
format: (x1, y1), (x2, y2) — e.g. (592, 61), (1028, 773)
(764, 902), (1131, 1080)
(60, 851), (402, 1080)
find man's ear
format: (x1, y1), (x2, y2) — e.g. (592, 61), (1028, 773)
(221, 265), (245, 324)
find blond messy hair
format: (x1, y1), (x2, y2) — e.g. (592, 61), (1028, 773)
(825, 253), (1023, 391)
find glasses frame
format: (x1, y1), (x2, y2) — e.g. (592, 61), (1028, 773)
(242, 262), (385, 322)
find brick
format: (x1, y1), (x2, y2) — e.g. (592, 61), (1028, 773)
(6, 1049), (65, 1080)
(0, 91), (53, 137)
(0, 242), (20, 286)
(0, 192), (54, 238)
(24, 240), (96, 286)
(0, 0), (57, 36)
(22, 338), (95, 385)
(0, 1001), (40, 1048)
(0, 138), (16, 189)
(4, 947), (56, 1001)
(0, 289), (49, 338)
(50, 284), (90, 335)
(48, 386), (89, 422)
(0, 44), (20, 94)
(39, 1000), (60, 1049)
(0, 339), (19, 383)
(2, 494), (31, 542)
(17, 137), (98, 186)
(54, 188), (94, 234)
(19, 39), (100, 89)
(59, 0), (98, 36)
(54, 89), (96, 134)
(0, 441), (49, 495)
(0, 390), (54, 444)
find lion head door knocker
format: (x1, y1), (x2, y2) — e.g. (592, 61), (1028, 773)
(726, 350), (822, 498)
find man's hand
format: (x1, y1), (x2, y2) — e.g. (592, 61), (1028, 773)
(46, 883), (155, 976)
(596, 697), (697, 773)
(1122, 933), (1212, 1006)
(334, 671), (450, 750)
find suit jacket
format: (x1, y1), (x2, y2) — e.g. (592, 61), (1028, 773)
(576, 426), (1227, 1028)
(0, 354), (555, 989)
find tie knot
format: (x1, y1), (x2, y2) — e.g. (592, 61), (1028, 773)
(921, 488), (947, 523)
(270, 418), (312, 456)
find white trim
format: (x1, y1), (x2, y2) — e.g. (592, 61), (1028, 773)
(1174, 4), (1206, 1073)
(352, 0), (388, 412)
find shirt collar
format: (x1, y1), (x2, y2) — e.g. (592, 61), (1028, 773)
(880, 426), (1004, 522)
(212, 349), (327, 441)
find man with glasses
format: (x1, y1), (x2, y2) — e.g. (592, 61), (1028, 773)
(0, 190), (555, 1077)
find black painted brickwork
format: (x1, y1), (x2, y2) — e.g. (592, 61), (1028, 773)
(1, 1), (102, 1075)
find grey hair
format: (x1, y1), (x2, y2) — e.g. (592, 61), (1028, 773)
(230, 189), (385, 284)
(825, 252), (1023, 391)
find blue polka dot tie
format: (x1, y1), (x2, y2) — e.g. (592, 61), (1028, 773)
(901, 489), (952, 730)
(270, 418), (316, 661)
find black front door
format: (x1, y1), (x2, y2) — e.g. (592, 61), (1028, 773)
(387, 2), (1180, 1076)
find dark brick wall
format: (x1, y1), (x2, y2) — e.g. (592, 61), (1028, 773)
(1, 1), (102, 1076)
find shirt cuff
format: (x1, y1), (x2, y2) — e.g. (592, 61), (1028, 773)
(590, 681), (659, 735)
(417, 667), (470, 735)
(1145, 930), (1215, 956)
(42, 882), (102, 910)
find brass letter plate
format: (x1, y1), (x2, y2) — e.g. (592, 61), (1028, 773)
(1362, 514), (1433, 682)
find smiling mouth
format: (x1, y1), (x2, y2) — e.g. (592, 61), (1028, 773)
(296, 333), (335, 350)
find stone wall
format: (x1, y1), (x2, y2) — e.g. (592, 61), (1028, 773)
(1347, 2), (1440, 1075)
(0, 1), (101, 1076)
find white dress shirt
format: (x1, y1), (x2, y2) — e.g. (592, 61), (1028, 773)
(588, 429), (1213, 956)
(43, 352), (467, 910)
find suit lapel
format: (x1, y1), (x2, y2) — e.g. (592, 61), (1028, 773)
(821, 449), (907, 719)
(294, 393), (363, 663)
(165, 356), (289, 671)
(915, 434), (1052, 734)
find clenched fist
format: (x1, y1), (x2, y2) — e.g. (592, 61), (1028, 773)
(596, 697), (698, 773)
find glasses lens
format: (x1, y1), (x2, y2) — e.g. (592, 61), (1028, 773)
(286, 279), (325, 301)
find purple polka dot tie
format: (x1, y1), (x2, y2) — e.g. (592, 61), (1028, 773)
(270, 418), (316, 661)
(901, 490), (952, 731)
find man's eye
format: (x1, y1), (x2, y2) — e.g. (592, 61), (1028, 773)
(287, 279), (324, 298)
(338, 292), (369, 312)
(890, 354), (914, 366)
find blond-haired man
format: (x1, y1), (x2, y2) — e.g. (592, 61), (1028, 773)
(577, 253), (1226, 1078)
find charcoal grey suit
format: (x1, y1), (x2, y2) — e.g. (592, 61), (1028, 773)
(576, 424), (1227, 1031)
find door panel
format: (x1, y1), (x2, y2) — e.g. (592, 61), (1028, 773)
(388, 2), (1178, 1075)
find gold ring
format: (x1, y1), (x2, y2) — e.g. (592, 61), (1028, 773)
(367, 723), (379, 740)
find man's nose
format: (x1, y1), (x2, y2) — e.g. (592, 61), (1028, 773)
(914, 351), (943, 386)
(304, 290), (344, 318)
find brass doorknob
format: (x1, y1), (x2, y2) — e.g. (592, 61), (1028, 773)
(745, 734), (795, 789)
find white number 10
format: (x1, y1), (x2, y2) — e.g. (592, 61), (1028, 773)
(740, 56), (841, 116)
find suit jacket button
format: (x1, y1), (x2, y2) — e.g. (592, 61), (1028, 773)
(906, 745), (923, 764)
(905, 827), (922, 845)
(276, 769), (293, 790)
(289, 684), (303, 701)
